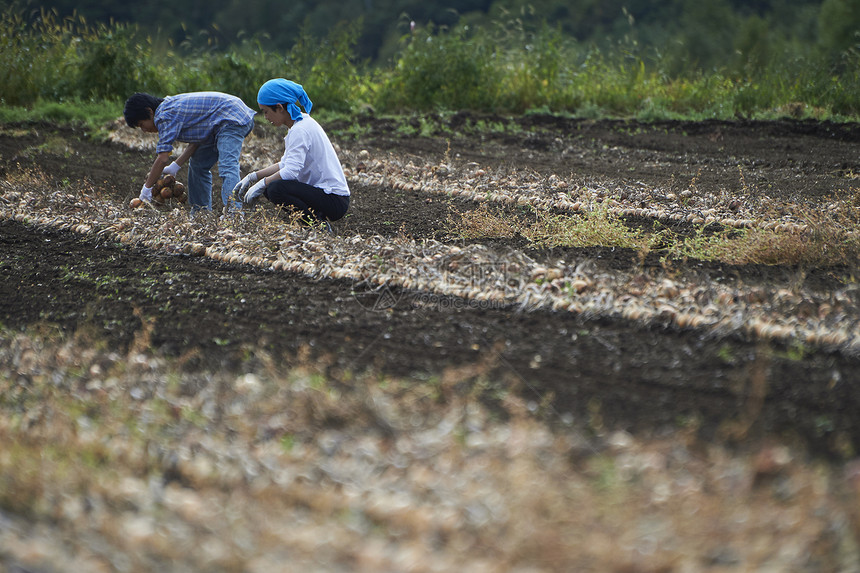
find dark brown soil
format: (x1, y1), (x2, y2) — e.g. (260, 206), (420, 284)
(2, 114), (860, 458)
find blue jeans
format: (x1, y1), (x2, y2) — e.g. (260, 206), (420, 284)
(187, 120), (254, 212)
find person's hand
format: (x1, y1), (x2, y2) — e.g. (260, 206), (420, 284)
(244, 179), (267, 205)
(139, 184), (153, 202)
(162, 161), (181, 177)
(233, 172), (258, 200)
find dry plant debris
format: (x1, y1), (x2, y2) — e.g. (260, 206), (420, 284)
(1, 120), (859, 571)
(1, 329), (860, 571)
(0, 125), (856, 357)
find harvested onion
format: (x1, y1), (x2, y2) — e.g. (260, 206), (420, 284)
(136, 176), (187, 208)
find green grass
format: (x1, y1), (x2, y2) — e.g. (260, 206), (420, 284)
(522, 207), (648, 250)
(447, 199), (860, 268)
(0, 100), (123, 131)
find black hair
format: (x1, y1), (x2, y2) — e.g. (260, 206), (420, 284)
(123, 93), (164, 127)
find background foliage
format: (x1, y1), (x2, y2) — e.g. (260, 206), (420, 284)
(2, 0), (859, 121)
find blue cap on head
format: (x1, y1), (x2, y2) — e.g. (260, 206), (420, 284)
(257, 79), (313, 121)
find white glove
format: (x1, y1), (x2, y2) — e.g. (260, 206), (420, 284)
(233, 172), (258, 200)
(140, 184), (153, 202)
(162, 161), (181, 177)
(244, 179), (267, 205)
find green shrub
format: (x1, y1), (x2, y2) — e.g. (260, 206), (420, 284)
(289, 20), (365, 113)
(76, 25), (160, 100)
(375, 23), (501, 112)
(203, 49), (270, 107)
(0, 8), (82, 105)
(497, 23), (573, 114)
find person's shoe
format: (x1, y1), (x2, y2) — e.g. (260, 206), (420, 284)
(323, 221), (335, 235)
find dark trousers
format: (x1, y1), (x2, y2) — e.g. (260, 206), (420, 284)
(264, 180), (349, 222)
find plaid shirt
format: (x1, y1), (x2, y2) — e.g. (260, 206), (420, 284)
(154, 92), (256, 154)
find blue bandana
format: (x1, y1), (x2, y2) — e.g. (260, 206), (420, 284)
(257, 79), (313, 121)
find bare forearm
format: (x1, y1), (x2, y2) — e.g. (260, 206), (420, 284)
(175, 144), (198, 166)
(254, 164), (281, 185)
(145, 153), (171, 187)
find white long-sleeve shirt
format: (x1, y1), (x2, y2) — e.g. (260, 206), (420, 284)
(278, 114), (350, 196)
